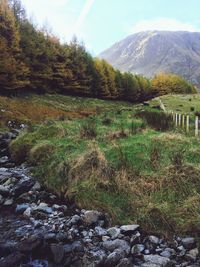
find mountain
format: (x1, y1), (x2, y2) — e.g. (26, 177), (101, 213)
(99, 31), (200, 86)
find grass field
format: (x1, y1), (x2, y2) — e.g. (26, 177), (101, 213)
(149, 94), (200, 115)
(5, 93), (200, 239)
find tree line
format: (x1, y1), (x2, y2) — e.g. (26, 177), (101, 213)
(0, 0), (196, 102)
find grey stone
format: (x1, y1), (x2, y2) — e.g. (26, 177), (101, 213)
(102, 236), (110, 242)
(23, 207), (32, 217)
(120, 224), (139, 233)
(35, 202), (53, 214)
(15, 204), (29, 214)
(69, 214), (81, 225)
(83, 210), (102, 226)
(95, 226), (107, 236)
(149, 235), (160, 245)
(182, 237), (195, 249)
(82, 249), (106, 267)
(102, 239), (130, 255)
(185, 248), (199, 261)
(107, 227), (121, 239)
(32, 181), (41, 191)
(143, 255), (172, 267)
(104, 249), (125, 267)
(4, 198), (13, 206)
(131, 244), (145, 254)
(116, 258), (133, 267)
(13, 179), (35, 197)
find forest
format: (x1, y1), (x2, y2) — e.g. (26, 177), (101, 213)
(0, 0), (196, 102)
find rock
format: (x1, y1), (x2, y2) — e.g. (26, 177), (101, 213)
(0, 156), (9, 165)
(104, 249), (126, 267)
(82, 249), (106, 267)
(18, 235), (42, 253)
(83, 210), (102, 226)
(15, 204), (29, 214)
(51, 244), (64, 264)
(160, 248), (176, 259)
(32, 181), (41, 191)
(143, 255), (172, 267)
(69, 214), (81, 225)
(0, 252), (24, 267)
(130, 231), (141, 244)
(182, 237), (196, 249)
(149, 235), (160, 245)
(131, 244), (145, 254)
(23, 207), (32, 217)
(95, 226), (107, 236)
(4, 198), (13, 206)
(35, 202), (53, 214)
(102, 239), (130, 255)
(107, 227), (121, 239)
(102, 236), (110, 242)
(116, 258), (133, 267)
(0, 185), (9, 197)
(185, 248), (199, 261)
(12, 179), (35, 197)
(120, 224), (139, 233)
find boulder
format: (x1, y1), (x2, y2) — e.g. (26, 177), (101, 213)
(120, 224), (139, 233)
(83, 210), (102, 226)
(102, 239), (130, 255)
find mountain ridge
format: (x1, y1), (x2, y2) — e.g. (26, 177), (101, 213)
(99, 30), (200, 86)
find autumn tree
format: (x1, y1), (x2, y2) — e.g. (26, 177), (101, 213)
(0, 0), (29, 94)
(151, 73), (196, 96)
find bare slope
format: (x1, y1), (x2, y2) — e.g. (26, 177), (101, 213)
(99, 31), (200, 85)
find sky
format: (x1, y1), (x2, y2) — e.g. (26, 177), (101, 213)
(21, 0), (200, 55)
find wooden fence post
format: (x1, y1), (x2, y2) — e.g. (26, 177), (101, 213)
(175, 113), (178, 126)
(195, 116), (199, 137)
(186, 115), (190, 133)
(179, 114), (181, 126)
(182, 115), (185, 129)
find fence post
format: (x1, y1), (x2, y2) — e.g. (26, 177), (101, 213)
(195, 116), (199, 137)
(182, 115), (185, 129)
(179, 114), (181, 126)
(175, 113), (178, 126)
(186, 115), (190, 133)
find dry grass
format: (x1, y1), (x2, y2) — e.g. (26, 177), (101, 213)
(67, 145), (111, 187)
(29, 141), (56, 165)
(0, 96), (96, 127)
(106, 130), (129, 140)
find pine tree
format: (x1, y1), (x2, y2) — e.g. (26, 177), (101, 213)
(0, 0), (29, 94)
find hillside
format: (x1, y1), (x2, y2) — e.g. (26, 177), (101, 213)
(99, 31), (200, 86)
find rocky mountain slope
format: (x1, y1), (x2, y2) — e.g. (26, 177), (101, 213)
(99, 31), (200, 86)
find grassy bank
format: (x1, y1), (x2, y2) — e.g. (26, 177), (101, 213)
(149, 94), (200, 115)
(7, 94), (200, 238)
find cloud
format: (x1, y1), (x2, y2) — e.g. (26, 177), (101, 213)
(129, 18), (199, 33)
(73, 0), (95, 34)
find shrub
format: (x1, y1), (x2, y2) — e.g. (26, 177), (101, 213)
(191, 107), (195, 112)
(102, 116), (112, 126)
(136, 110), (173, 131)
(29, 141), (56, 165)
(80, 117), (97, 139)
(9, 132), (35, 164)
